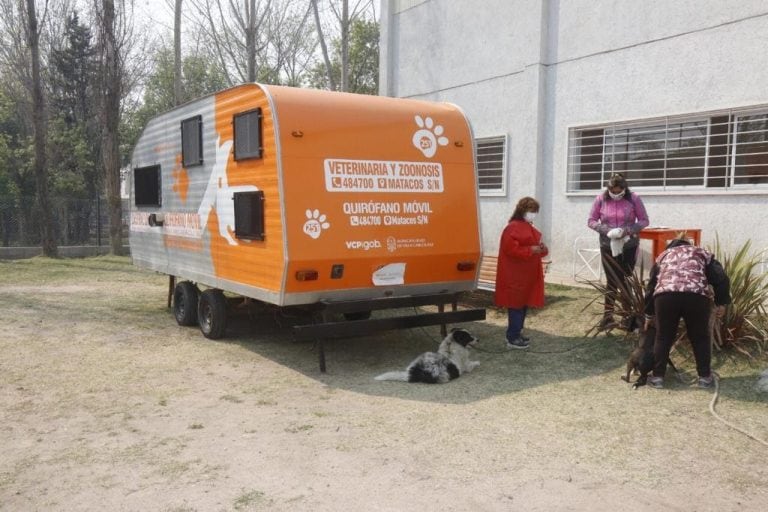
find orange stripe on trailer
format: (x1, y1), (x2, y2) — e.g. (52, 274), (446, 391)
(207, 85), (286, 293)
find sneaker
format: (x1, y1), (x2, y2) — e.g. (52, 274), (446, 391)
(698, 374), (715, 389)
(647, 376), (664, 389)
(520, 334), (531, 343)
(506, 337), (530, 350)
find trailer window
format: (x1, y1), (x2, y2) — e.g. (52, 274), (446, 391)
(181, 115), (203, 167)
(233, 109), (263, 160)
(133, 165), (161, 207)
(233, 190), (265, 241)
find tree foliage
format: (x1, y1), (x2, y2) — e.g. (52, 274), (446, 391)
(308, 18), (379, 94)
(710, 237), (768, 357)
(121, 47), (229, 164)
(0, 0), (381, 248)
(48, 11), (100, 200)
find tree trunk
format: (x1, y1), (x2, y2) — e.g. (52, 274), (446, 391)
(26, 0), (58, 257)
(311, 0), (336, 90)
(246, 0), (256, 81)
(174, 0), (183, 105)
(340, 0), (349, 92)
(99, 0), (123, 255)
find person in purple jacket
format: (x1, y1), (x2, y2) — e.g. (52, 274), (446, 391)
(587, 173), (650, 329)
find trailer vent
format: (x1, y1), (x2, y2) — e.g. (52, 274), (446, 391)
(233, 190), (265, 241)
(331, 264), (344, 279)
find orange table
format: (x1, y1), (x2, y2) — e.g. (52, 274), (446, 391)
(640, 228), (702, 261)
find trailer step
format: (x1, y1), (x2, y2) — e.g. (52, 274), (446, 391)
(293, 308), (486, 340)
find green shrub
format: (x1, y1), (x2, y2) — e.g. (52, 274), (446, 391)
(585, 238), (768, 358)
(583, 255), (646, 338)
(710, 238), (768, 356)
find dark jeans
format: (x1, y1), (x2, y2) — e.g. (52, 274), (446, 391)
(507, 307), (528, 341)
(600, 243), (638, 315)
(653, 292), (712, 378)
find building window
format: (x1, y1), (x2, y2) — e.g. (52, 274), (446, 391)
(181, 115), (203, 167)
(233, 190), (265, 241)
(567, 107), (768, 192)
(133, 165), (161, 207)
(234, 109), (263, 160)
(734, 113), (768, 186)
(475, 135), (506, 196)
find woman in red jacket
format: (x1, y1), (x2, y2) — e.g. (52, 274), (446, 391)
(494, 197), (548, 349)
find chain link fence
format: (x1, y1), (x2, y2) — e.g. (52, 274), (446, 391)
(0, 195), (130, 248)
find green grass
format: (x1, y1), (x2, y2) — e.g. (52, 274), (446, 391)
(1, 254), (766, 509)
(0, 255), (147, 285)
(456, 284), (767, 404)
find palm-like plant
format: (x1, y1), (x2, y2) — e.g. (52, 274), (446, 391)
(585, 238), (768, 358)
(584, 255), (646, 338)
(710, 238), (768, 356)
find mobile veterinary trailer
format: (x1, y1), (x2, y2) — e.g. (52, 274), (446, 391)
(129, 84), (484, 370)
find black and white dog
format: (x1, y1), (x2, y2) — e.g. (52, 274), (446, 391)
(374, 328), (480, 384)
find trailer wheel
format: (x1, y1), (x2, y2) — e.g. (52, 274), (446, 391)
(343, 311), (371, 321)
(198, 289), (227, 339)
(173, 281), (199, 326)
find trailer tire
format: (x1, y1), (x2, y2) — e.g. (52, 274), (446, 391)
(173, 281), (199, 326)
(343, 311), (371, 321)
(198, 289), (227, 339)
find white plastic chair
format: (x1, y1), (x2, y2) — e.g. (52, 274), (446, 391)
(572, 235), (602, 281)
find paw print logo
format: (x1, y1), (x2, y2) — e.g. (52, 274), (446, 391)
(412, 115), (449, 158)
(303, 209), (330, 239)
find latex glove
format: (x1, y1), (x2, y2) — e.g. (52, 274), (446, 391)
(610, 236), (628, 257)
(606, 227), (624, 239)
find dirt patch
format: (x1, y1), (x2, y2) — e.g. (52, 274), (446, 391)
(1, 257), (767, 511)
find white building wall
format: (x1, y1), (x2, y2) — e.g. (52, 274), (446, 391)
(381, 0), (768, 281)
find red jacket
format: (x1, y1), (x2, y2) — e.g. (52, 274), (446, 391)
(494, 220), (548, 308)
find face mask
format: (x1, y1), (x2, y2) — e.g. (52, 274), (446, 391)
(609, 190), (625, 200)
(524, 211), (537, 222)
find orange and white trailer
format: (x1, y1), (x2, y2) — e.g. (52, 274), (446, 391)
(129, 84), (484, 370)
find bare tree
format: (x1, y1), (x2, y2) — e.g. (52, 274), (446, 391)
(85, 0), (150, 253)
(174, 0), (183, 104)
(338, 0), (348, 91)
(245, 0), (256, 81)
(1, 0), (101, 248)
(100, 0), (121, 255)
(310, 0), (335, 90)
(187, 0), (272, 85)
(269, 1), (316, 86)
(25, 0), (58, 256)
(312, 0), (374, 91)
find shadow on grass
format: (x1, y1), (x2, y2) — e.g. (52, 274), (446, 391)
(210, 303), (634, 404)
(210, 299), (768, 405)
(6, 256), (763, 405)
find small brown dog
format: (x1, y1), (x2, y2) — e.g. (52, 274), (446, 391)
(622, 346), (648, 383)
(622, 324), (679, 388)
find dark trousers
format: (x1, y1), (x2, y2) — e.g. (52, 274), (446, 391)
(653, 292), (712, 378)
(600, 244), (638, 315)
(506, 307), (528, 341)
